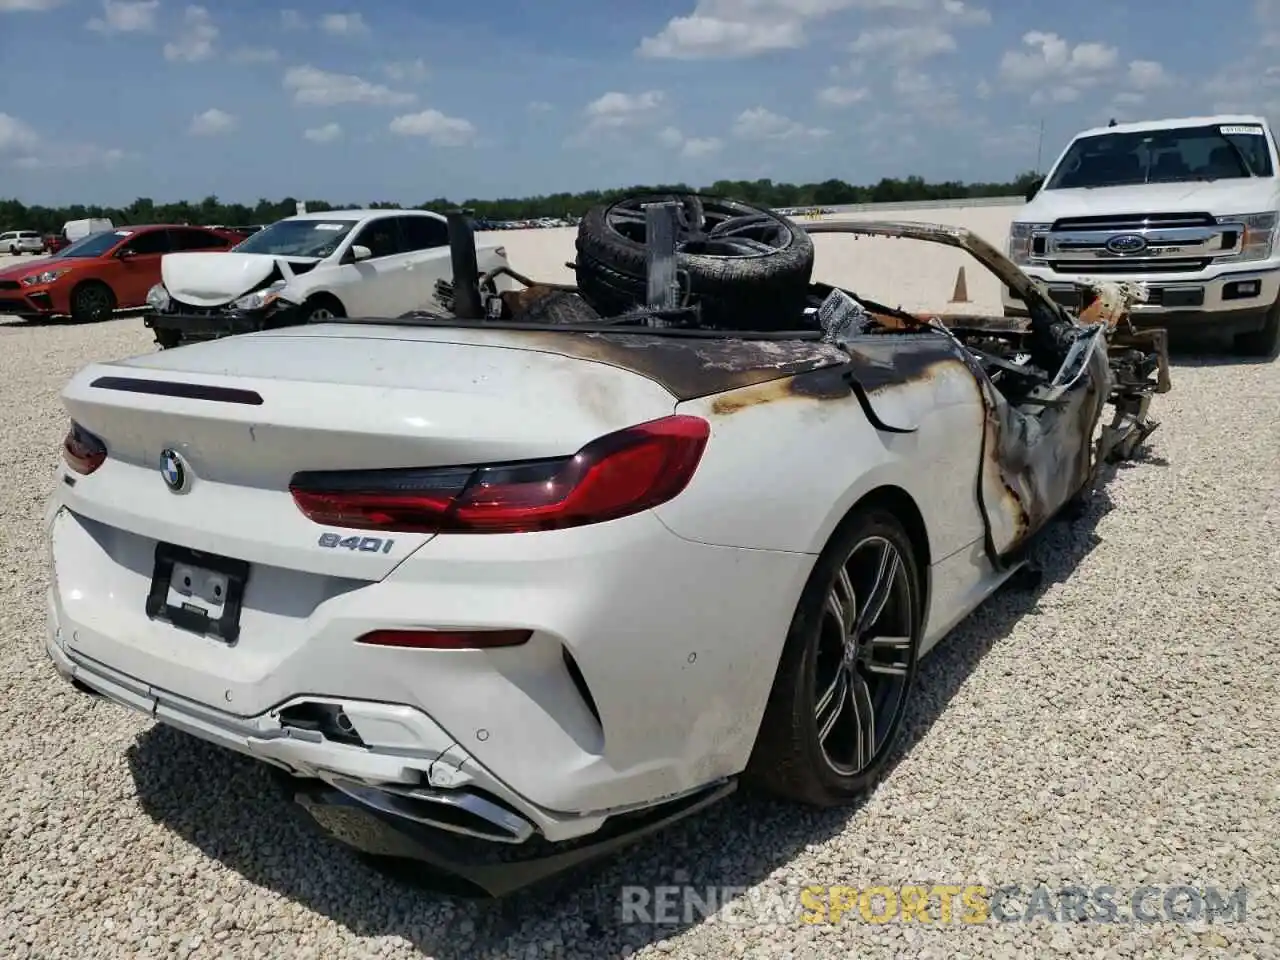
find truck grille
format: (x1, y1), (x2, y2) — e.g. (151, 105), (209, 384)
(1049, 258), (1212, 275)
(1051, 212), (1217, 231)
(1037, 211), (1232, 275)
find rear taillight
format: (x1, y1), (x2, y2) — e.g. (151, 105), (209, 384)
(63, 421), (107, 475)
(289, 414), (710, 534)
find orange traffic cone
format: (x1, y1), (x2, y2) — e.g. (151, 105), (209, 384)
(949, 266), (969, 303)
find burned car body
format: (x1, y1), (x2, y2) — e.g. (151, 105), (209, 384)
(45, 197), (1168, 897)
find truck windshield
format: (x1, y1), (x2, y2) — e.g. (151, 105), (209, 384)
(1045, 124), (1275, 189)
(233, 219), (358, 258)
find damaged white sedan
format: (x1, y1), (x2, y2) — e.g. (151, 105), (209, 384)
(45, 196), (1169, 896)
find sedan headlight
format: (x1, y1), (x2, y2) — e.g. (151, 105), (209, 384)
(1007, 222), (1052, 265)
(1217, 212), (1278, 263)
(146, 283), (170, 311)
(20, 268), (71, 286)
(231, 281), (289, 313)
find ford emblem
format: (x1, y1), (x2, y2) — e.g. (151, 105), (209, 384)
(160, 448), (188, 493)
(1105, 233), (1147, 255)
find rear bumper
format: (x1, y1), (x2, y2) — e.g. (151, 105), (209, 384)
(46, 497), (811, 820)
(1003, 264), (1280, 334)
(48, 603), (734, 896)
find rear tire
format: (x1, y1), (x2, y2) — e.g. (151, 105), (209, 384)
(69, 281), (116, 323)
(1233, 298), (1280, 359)
(745, 507), (924, 806)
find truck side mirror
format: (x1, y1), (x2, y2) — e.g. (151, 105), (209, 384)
(1025, 176), (1045, 202)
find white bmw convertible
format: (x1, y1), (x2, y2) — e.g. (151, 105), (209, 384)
(44, 197), (1169, 895)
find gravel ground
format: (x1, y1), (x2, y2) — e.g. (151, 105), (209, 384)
(2, 308), (1278, 959)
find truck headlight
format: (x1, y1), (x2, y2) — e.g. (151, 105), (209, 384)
(1217, 212), (1278, 263)
(1008, 222), (1052, 266)
(146, 284), (170, 311)
(231, 281), (289, 313)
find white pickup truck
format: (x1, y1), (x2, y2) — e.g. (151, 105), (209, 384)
(1004, 114), (1280, 356)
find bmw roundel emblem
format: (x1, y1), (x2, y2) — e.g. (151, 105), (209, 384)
(160, 448), (187, 492)
(1105, 233), (1148, 255)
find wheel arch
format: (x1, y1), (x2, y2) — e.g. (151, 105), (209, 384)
(302, 289), (346, 316)
(819, 484), (932, 625)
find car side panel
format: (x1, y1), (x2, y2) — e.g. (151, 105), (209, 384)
(657, 336), (995, 647)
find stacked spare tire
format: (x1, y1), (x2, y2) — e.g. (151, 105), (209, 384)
(572, 194), (816, 331)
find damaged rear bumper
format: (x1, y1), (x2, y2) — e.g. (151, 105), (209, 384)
(45, 601), (733, 895)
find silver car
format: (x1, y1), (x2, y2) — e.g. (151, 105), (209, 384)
(1, 230), (45, 255)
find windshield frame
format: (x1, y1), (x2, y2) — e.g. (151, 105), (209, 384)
(231, 218), (359, 259)
(1044, 123), (1276, 190)
(53, 230), (130, 259)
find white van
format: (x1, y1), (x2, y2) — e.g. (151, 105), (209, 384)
(62, 218), (114, 243)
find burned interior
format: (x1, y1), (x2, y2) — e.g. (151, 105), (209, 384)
(391, 193), (1171, 567)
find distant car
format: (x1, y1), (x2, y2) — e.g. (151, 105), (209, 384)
(1, 230), (45, 255)
(144, 208), (512, 348)
(0, 224), (242, 323)
(44, 233), (69, 255)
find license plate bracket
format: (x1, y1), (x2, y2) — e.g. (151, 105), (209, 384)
(146, 542), (249, 644)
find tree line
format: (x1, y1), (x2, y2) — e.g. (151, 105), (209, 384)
(1, 171), (1041, 233)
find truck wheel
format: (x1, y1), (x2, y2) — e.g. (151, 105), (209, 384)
(70, 281), (117, 323)
(1233, 298), (1280, 359)
(574, 193), (815, 331)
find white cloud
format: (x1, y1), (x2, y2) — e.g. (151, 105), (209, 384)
(86, 0), (157, 33)
(0, 0), (64, 10)
(817, 85), (869, 106)
(229, 46), (279, 63)
(638, 0), (988, 60)
(732, 106), (829, 141)
(849, 24), (955, 62)
(163, 5), (217, 62)
(527, 100), (554, 113)
(383, 59), (428, 83)
(189, 107), (236, 136)
(891, 67), (960, 117)
(1, 112), (126, 169)
(389, 109), (477, 146)
(304, 122), (343, 143)
(1127, 59), (1172, 91)
(280, 8), (305, 29)
(320, 12), (368, 36)
(638, 13), (804, 59)
(0, 113), (39, 151)
(999, 31), (1118, 84)
(658, 126), (723, 158)
(584, 90), (666, 129)
(283, 65), (415, 106)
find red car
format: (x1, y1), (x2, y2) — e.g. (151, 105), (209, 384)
(0, 224), (242, 322)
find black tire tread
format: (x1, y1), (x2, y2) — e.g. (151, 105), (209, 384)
(744, 507), (923, 807)
(70, 280), (116, 323)
(1234, 298), (1280, 358)
(574, 195), (815, 330)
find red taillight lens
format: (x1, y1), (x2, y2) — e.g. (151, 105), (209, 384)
(289, 414), (710, 534)
(63, 421), (107, 475)
(356, 629), (532, 649)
